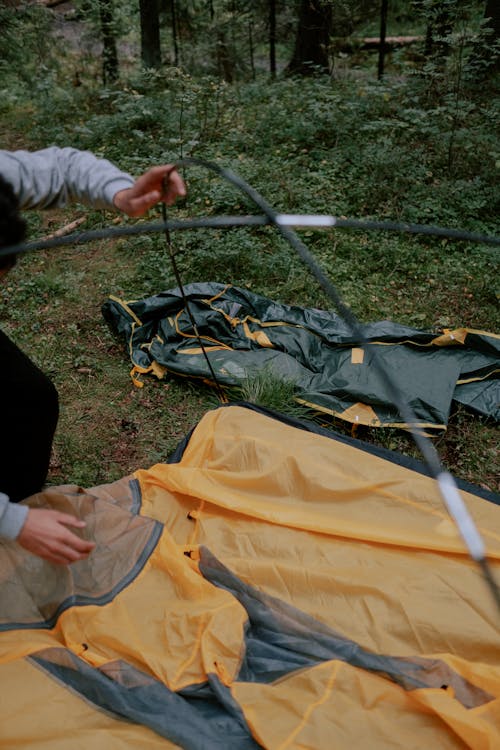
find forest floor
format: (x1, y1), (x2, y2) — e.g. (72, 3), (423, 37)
(0, 19), (498, 493)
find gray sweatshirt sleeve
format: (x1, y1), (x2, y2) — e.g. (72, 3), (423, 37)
(0, 492), (28, 540)
(0, 146), (135, 211)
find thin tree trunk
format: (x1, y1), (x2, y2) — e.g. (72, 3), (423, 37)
(249, 18), (256, 80)
(170, 0), (179, 66)
(269, 0), (276, 78)
(99, 0), (119, 83)
(377, 0), (388, 79)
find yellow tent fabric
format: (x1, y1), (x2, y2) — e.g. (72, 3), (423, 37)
(1, 404), (499, 749)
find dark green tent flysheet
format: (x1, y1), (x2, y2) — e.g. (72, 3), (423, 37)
(102, 282), (500, 431)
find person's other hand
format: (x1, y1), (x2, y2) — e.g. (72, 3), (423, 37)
(113, 165), (186, 217)
(17, 508), (95, 565)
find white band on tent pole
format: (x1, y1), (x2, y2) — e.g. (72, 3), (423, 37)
(437, 472), (486, 561)
(275, 214), (337, 227)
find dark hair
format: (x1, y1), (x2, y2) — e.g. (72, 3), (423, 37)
(0, 174), (26, 271)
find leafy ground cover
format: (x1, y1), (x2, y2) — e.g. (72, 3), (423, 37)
(0, 32), (498, 492)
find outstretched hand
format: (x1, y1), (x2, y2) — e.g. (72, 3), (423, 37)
(17, 508), (95, 565)
(113, 164), (186, 217)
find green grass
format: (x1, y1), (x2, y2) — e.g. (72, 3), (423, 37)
(235, 368), (304, 419)
(0, 42), (498, 494)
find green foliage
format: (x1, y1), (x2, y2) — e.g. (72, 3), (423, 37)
(0, 2), (498, 490)
(0, 4), (58, 91)
(74, 0), (133, 39)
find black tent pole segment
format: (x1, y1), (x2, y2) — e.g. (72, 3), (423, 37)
(0, 216), (498, 262)
(161, 188), (227, 404)
(172, 157), (500, 614)
(1, 157), (498, 611)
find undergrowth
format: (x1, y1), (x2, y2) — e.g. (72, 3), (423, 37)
(0, 16), (498, 491)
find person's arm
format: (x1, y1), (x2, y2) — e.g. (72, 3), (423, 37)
(0, 147), (135, 211)
(0, 492), (95, 565)
(0, 147), (185, 215)
(0, 491), (28, 540)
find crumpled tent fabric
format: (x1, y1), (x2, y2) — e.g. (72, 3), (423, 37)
(102, 282), (500, 432)
(1, 404), (499, 749)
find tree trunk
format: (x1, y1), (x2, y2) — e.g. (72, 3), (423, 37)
(269, 0), (277, 78)
(139, 0), (162, 69)
(170, 0), (179, 66)
(377, 0), (388, 79)
(216, 30), (233, 82)
(249, 17), (256, 80)
(99, 0), (119, 83)
(286, 0), (332, 76)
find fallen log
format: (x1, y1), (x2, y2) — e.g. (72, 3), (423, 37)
(335, 35), (424, 53)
